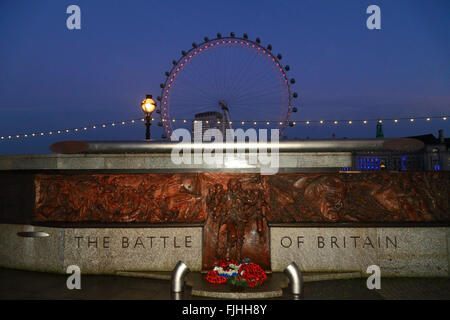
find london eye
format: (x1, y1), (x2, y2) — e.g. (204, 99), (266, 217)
(156, 32), (299, 139)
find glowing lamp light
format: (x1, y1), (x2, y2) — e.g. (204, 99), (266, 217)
(141, 95), (156, 114)
(141, 94), (157, 140)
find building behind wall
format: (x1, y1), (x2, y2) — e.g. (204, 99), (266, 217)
(191, 111), (224, 141)
(347, 129), (449, 172)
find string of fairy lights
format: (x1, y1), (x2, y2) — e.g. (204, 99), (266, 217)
(0, 115), (448, 142)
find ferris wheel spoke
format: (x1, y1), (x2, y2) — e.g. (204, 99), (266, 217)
(231, 68), (280, 97)
(171, 80), (219, 102)
(227, 49), (261, 98)
(226, 45), (256, 89)
(231, 86), (282, 104)
(169, 84), (218, 101)
(233, 76), (284, 101)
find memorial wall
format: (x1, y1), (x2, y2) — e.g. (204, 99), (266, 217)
(0, 153), (449, 276)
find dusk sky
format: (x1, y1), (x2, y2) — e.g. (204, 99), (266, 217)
(0, 0), (449, 154)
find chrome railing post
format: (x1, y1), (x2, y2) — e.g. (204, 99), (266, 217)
(284, 261), (303, 296)
(171, 261), (190, 293)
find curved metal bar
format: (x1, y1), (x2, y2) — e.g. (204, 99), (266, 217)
(171, 261), (190, 293)
(17, 231), (50, 238)
(284, 261), (303, 296)
(50, 138), (425, 154)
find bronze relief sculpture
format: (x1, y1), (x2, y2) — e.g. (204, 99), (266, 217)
(34, 172), (449, 269)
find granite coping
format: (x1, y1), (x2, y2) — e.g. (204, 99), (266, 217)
(0, 152), (352, 171)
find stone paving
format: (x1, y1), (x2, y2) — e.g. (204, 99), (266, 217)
(0, 268), (448, 300)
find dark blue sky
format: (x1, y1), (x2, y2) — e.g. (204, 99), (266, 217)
(0, 0), (449, 154)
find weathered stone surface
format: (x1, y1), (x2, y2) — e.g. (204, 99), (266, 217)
(0, 224), (63, 273)
(56, 156), (104, 170)
(377, 227), (448, 276)
(0, 224), (202, 273)
(270, 227), (450, 276)
(296, 152), (350, 167)
(271, 227), (378, 272)
(64, 227), (202, 273)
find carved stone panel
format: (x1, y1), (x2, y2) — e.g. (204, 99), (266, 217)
(33, 172), (450, 270)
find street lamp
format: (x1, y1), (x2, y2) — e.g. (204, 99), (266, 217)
(141, 94), (156, 140)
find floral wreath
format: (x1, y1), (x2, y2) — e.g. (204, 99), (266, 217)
(206, 258), (267, 288)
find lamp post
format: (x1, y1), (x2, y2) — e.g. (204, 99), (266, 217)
(141, 94), (156, 140)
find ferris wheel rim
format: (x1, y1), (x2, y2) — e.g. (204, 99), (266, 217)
(157, 34), (297, 138)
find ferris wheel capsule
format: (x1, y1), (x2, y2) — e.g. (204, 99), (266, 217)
(243, 33), (248, 39)
(217, 33), (222, 38)
(255, 37), (261, 44)
(267, 44), (272, 50)
(277, 54), (282, 60)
